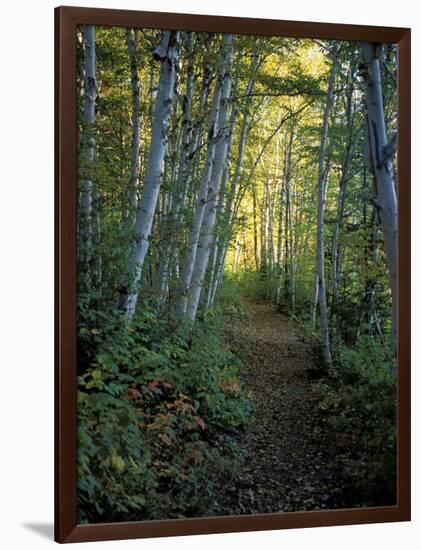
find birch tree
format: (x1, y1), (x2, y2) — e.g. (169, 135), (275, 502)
(208, 53), (261, 303)
(118, 31), (180, 318)
(176, 38), (226, 317)
(186, 34), (235, 321)
(361, 42), (398, 350)
(125, 28), (141, 217)
(155, 32), (196, 303)
(79, 25), (96, 272)
(331, 67), (357, 321)
(315, 42), (340, 365)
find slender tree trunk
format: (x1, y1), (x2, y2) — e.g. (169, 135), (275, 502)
(362, 42), (398, 351)
(315, 42), (340, 365)
(252, 184), (259, 270)
(205, 70), (242, 309)
(275, 180), (285, 305)
(310, 273), (319, 329)
(209, 60), (259, 300)
(331, 71), (356, 322)
(125, 29), (141, 217)
(186, 34), (234, 322)
(79, 25), (96, 272)
(155, 34), (196, 304)
(290, 179), (297, 312)
(284, 175), (290, 305)
(260, 185), (268, 273)
(282, 131), (294, 308)
(176, 51), (224, 317)
(117, 31), (180, 318)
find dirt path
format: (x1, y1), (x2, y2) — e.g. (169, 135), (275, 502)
(218, 301), (345, 514)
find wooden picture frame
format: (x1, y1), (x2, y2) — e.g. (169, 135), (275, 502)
(55, 5), (411, 543)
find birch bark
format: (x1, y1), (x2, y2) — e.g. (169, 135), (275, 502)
(362, 42), (398, 350)
(125, 29), (141, 216)
(315, 42), (340, 365)
(176, 39), (227, 317)
(118, 31), (180, 318)
(155, 33), (196, 303)
(186, 34), (234, 321)
(331, 69), (356, 321)
(80, 25), (96, 270)
(209, 57), (260, 303)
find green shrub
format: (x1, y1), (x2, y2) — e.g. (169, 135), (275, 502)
(228, 269), (276, 301)
(213, 275), (251, 321)
(77, 306), (254, 523)
(314, 336), (396, 506)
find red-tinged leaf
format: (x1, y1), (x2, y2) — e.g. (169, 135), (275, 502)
(122, 387), (141, 400)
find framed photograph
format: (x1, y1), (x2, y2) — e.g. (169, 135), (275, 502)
(55, 5), (411, 543)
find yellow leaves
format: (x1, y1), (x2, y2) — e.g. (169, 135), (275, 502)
(103, 448), (125, 472)
(84, 368), (104, 390)
(146, 412), (172, 430)
(163, 392), (195, 415)
(220, 378), (241, 395)
(77, 391), (88, 404)
(91, 368), (102, 380)
(173, 395), (194, 414)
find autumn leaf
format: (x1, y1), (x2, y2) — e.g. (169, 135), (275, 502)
(121, 387), (141, 401)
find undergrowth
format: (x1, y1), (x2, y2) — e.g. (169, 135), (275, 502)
(313, 336), (396, 506)
(77, 297), (254, 523)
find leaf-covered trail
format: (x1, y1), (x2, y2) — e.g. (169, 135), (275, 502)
(218, 301), (346, 514)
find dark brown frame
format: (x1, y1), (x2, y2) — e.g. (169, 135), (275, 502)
(55, 5), (411, 543)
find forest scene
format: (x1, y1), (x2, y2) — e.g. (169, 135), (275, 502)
(76, 25), (398, 523)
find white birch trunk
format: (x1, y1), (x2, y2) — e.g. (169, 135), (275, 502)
(315, 42), (340, 365)
(331, 70), (355, 321)
(186, 34), (234, 321)
(118, 31), (179, 318)
(80, 25), (96, 269)
(175, 42), (226, 317)
(210, 64), (258, 303)
(155, 33), (197, 304)
(362, 42), (398, 350)
(125, 29), (141, 215)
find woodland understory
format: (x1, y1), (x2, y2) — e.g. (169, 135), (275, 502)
(76, 26), (397, 523)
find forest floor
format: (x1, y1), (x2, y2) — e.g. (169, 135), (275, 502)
(216, 301), (348, 514)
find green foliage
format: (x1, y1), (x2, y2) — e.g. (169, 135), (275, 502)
(76, 24), (398, 519)
(212, 275), (251, 321)
(230, 269), (277, 301)
(77, 306), (254, 523)
(314, 336), (396, 506)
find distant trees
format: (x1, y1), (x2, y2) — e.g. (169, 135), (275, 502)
(77, 27), (397, 366)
